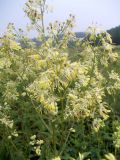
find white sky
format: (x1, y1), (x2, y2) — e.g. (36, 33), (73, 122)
(0, 0), (120, 37)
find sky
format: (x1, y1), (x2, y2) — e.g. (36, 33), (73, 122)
(0, 0), (120, 37)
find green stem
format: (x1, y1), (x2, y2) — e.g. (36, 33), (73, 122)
(52, 121), (56, 154)
(59, 123), (74, 156)
(29, 96), (52, 134)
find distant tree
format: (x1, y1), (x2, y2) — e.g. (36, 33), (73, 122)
(108, 25), (120, 45)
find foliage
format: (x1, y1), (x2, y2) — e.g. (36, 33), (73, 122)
(0, 0), (120, 159)
(108, 25), (120, 45)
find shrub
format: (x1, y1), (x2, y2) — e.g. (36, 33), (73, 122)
(0, 0), (120, 159)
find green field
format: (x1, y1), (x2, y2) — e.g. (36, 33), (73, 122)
(0, 1), (120, 159)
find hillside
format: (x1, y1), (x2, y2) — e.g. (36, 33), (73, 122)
(74, 26), (120, 45)
(107, 25), (120, 45)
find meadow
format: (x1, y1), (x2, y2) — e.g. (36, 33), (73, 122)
(0, 0), (120, 160)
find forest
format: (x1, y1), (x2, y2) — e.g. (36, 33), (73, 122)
(0, 0), (120, 160)
(108, 26), (120, 45)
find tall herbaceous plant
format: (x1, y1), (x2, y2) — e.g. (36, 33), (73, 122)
(0, 0), (120, 159)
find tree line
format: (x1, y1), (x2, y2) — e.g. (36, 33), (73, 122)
(107, 25), (120, 45)
(74, 26), (120, 45)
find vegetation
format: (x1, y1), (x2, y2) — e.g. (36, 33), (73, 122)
(108, 26), (120, 45)
(69, 26), (120, 46)
(0, 0), (120, 159)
